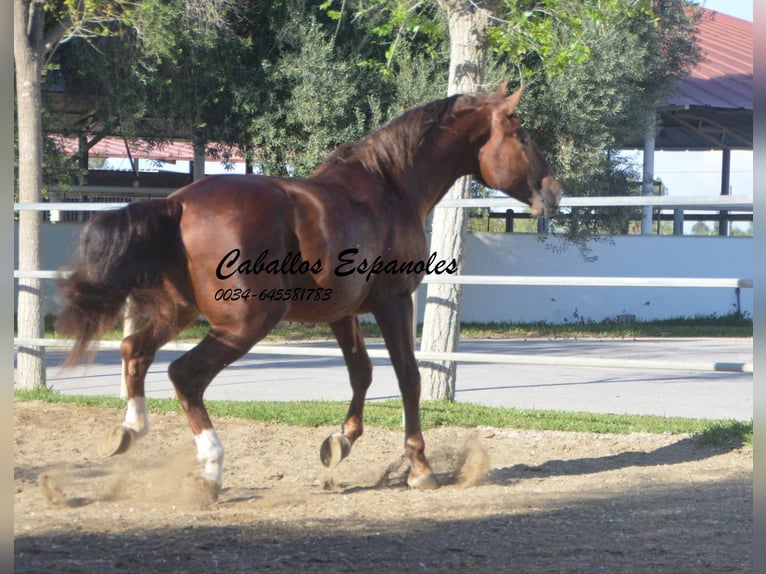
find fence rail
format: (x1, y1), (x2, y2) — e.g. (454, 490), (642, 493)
(13, 338), (753, 374)
(14, 197), (753, 379)
(438, 195), (753, 210)
(15, 194), (755, 212)
(13, 269), (753, 288)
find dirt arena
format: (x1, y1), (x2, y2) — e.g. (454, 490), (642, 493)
(15, 401), (752, 573)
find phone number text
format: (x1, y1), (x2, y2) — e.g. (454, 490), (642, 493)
(213, 287), (333, 302)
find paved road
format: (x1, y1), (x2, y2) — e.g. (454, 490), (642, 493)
(29, 337), (753, 422)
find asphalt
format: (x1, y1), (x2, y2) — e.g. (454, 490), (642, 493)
(31, 337), (753, 422)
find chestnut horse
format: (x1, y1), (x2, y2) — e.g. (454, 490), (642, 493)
(56, 86), (562, 497)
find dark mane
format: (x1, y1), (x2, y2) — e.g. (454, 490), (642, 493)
(313, 92), (502, 180)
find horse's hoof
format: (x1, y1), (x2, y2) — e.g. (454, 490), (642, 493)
(98, 426), (133, 458)
(408, 472), (440, 490)
(38, 472), (66, 507)
(192, 475), (222, 505)
(320, 432), (352, 468)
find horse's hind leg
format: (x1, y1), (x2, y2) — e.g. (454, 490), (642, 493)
(99, 305), (198, 458)
(167, 314), (283, 497)
(321, 316), (373, 468)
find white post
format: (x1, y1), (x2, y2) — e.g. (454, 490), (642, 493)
(411, 290), (418, 345)
(193, 140), (206, 181)
(641, 113), (656, 235)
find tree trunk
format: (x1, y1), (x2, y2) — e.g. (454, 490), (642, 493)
(14, 0), (47, 390)
(420, 0), (489, 401)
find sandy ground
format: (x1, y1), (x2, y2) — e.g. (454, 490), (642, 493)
(14, 401), (752, 573)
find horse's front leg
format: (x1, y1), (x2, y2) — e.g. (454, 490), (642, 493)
(320, 316), (373, 467)
(373, 296), (439, 489)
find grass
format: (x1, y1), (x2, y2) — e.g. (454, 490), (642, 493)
(459, 313), (753, 339)
(34, 312), (753, 342)
(695, 420), (753, 448)
(14, 387), (752, 448)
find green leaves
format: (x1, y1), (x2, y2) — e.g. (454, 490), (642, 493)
(321, 0), (445, 74)
(483, 0), (699, 242)
(485, 0), (655, 79)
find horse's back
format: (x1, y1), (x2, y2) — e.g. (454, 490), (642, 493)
(172, 175), (295, 231)
(172, 174), (290, 209)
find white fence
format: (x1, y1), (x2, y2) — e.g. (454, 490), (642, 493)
(14, 196), (754, 375)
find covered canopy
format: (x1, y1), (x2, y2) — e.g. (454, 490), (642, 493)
(624, 8), (753, 235)
(647, 8), (752, 151)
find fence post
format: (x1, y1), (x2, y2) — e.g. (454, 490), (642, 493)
(504, 209), (514, 233)
(673, 209), (684, 235)
(719, 149), (731, 236)
(641, 113), (656, 235)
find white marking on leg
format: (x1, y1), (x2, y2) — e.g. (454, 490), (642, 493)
(194, 428), (224, 485)
(123, 397), (149, 438)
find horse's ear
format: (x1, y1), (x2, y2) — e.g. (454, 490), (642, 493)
(499, 87), (524, 116)
(494, 81), (509, 97)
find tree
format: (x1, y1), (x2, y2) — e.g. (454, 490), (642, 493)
(14, 0), (132, 390)
(45, 1), (446, 183)
(730, 223), (752, 237)
(419, 0), (491, 400)
(691, 221), (715, 236)
(50, 0), (441, 179)
(246, 0), (446, 176)
(245, 5), (370, 176)
(132, 0), (250, 174)
(46, 0), (251, 181)
(15, 0), (47, 390)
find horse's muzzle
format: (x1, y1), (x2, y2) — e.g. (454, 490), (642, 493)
(531, 175), (563, 218)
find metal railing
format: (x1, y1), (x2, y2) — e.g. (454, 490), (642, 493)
(14, 195), (754, 378)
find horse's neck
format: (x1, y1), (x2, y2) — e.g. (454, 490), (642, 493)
(403, 129), (481, 219)
(308, 116), (482, 220)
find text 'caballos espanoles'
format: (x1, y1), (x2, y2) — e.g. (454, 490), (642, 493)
(215, 248), (457, 283)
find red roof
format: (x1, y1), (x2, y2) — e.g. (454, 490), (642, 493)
(53, 135), (244, 163)
(667, 8), (752, 110)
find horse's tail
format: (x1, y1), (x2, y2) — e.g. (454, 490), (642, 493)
(55, 198), (184, 366)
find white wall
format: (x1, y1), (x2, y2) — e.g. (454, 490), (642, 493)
(414, 233), (752, 324)
(14, 222), (84, 316)
(16, 222), (753, 323)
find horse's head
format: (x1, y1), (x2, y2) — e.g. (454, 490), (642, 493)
(471, 86), (562, 218)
